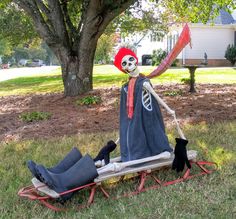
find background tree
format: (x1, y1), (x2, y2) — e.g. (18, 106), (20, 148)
(13, 47), (29, 64)
(0, 39), (12, 62)
(0, 2), (38, 47)
(0, 0), (235, 96)
(94, 34), (116, 64)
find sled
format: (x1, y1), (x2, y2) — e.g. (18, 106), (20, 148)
(18, 150), (217, 212)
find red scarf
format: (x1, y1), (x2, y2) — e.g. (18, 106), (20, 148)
(127, 77), (137, 119)
(147, 23), (191, 78)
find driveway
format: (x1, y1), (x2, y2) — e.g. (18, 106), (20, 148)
(0, 66), (60, 82)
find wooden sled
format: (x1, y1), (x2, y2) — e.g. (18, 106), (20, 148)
(18, 150), (217, 211)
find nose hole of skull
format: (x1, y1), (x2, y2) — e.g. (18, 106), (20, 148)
(128, 63), (132, 66)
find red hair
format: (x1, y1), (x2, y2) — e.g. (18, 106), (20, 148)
(114, 47), (138, 73)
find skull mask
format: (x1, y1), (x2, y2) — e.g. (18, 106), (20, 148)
(121, 55), (139, 77)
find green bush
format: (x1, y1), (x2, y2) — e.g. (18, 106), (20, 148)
(152, 49), (178, 67)
(225, 44), (236, 66)
(181, 78), (191, 85)
(19, 111), (52, 122)
(163, 89), (183, 96)
(76, 95), (102, 105)
(171, 59), (179, 67)
(152, 49), (167, 66)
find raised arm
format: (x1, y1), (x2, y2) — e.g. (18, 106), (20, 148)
(143, 81), (186, 139)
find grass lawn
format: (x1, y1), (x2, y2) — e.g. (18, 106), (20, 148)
(0, 122), (235, 218)
(0, 65), (236, 96)
(0, 65), (236, 218)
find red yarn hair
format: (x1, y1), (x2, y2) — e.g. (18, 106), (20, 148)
(114, 48), (138, 73)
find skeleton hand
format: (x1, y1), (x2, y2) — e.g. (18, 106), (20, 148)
(95, 159), (105, 167)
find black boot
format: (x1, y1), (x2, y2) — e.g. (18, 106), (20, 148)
(27, 147), (82, 180)
(172, 138), (191, 172)
(36, 154), (98, 201)
(94, 140), (117, 165)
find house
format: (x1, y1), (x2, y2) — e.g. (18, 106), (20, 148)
(168, 9), (236, 66)
(118, 31), (166, 65)
(118, 9), (236, 67)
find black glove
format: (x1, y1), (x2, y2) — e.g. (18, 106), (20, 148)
(172, 138), (191, 172)
(94, 140), (117, 165)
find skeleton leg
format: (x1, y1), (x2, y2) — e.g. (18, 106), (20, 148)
(97, 151), (171, 175)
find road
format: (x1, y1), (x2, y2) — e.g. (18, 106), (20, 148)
(0, 66), (60, 82)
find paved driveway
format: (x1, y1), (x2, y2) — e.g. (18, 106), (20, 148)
(0, 66), (60, 82)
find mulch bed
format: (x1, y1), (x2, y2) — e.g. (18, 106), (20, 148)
(1, 84), (235, 142)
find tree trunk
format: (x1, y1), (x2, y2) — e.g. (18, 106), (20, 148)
(60, 39), (97, 96)
(188, 66), (196, 93)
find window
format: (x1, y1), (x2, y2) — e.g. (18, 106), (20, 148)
(150, 33), (164, 42)
(167, 34), (179, 52)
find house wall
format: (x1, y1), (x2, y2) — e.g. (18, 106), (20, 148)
(182, 25), (235, 66)
(119, 23), (236, 67)
(120, 32), (165, 64)
(136, 38), (165, 63)
(179, 58), (232, 66)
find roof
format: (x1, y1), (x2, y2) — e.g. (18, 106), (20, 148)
(209, 9), (235, 24)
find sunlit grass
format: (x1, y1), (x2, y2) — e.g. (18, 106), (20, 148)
(0, 65), (236, 96)
(0, 75), (64, 95)
(0, 121), (235, 218)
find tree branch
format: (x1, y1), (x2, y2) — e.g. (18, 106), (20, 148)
(95, 0), (135, 38)
(13, 0), (55, 42)
(35, 0), (50, 16)
(46, 0), (70, 46)
(60, 0), (76, 47)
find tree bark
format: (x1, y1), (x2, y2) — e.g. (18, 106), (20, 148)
(60, 39), (97, 96)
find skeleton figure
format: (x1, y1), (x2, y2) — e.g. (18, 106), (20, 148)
(97, 47), (187, 174)
(112, 47), (177, 164)
(29, 47), (189, 199)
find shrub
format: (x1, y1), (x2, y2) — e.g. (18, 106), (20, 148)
(152, 49), (167, 66)
(181, 78), (191, 85)
(225, 44), (236, 66)
(171, 59), (179, 67)
(163, 89), (183, 96)
(19, 111), (52, 122)
(76, 95), (102, 105)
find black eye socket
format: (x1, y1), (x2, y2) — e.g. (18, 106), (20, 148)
(129, 57), (134, 61)
(122, 61), (127, 66)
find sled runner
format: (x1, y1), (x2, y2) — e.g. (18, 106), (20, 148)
(18, 150), (217, 212)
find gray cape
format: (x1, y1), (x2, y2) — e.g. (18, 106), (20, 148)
(119, 76), (173, 162)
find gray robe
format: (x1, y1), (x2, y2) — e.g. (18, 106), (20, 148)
(119, 76), (173, 162)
